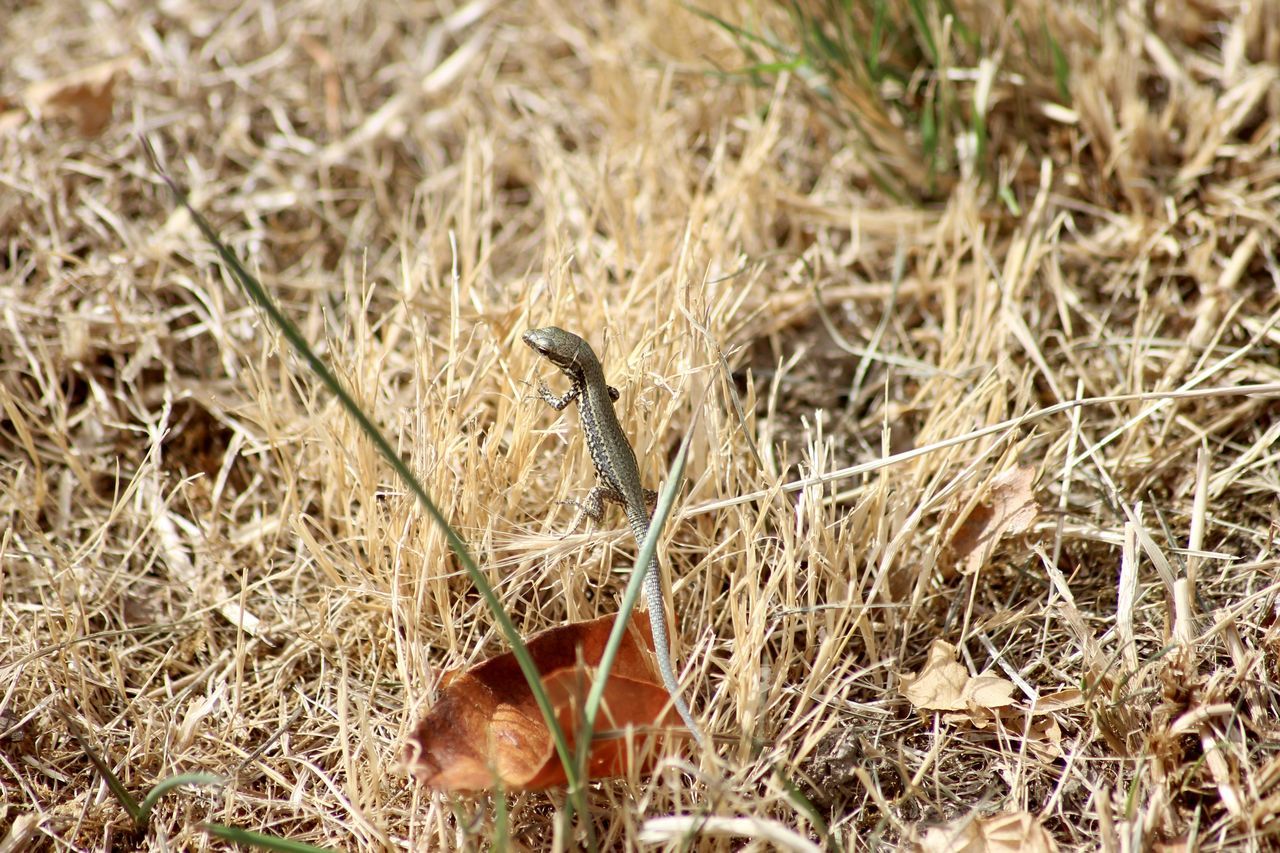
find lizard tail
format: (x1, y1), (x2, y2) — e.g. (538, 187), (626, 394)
(631, 516), (707, 747)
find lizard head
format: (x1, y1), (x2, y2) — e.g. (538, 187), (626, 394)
(522, 326), (586, 373)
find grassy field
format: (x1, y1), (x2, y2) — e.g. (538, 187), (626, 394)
(3, 0), (1280, 849)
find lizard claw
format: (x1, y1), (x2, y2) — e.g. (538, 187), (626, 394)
(556, 499), (590, 539)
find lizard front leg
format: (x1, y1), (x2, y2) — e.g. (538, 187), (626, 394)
(535, 380), (579, 411)
(560, 484), (624, 538)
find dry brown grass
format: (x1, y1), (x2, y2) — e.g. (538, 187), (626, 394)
(3, 0), (1280, 849)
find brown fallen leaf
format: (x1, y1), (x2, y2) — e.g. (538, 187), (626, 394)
(917, 810), (1060, 853)
(900, 640), (971, 712)
(1022, 712), (1064, 762)
(23, 58), (132, 136)
(899, 639), (1016, 717)
(1031, 688), (1084, 714)
(1008, 688), (1083, 749)
(403, 611), (682, 791)
(900, 642), (1075, 761)
(947, 465), (1039, 576)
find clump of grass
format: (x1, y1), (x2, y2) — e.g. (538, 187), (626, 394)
(692, 0), (1074, 201)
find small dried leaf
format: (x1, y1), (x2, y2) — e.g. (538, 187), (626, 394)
(1023, 713), (1064, 762)
(1032, 689), (1083, 714)
(900, 640), (970, 712)
(24, 59), (131, 136)
(966, 675), (1016, 710)
(899, 640), (1017, 719)
(403, 612), (681, 791)
(919, 811), (1059, 853)
(948, 465), (1039, 575)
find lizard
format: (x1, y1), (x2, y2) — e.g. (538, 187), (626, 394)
(522, 326), (706, 746)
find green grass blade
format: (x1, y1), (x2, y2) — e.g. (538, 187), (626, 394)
(999, 183), (1021, 216)
(793, 2), (843, 67)
(682, 3), (791, 54)
(143, 140), (581, 810)
(63, 721), (143, 826)
(571, 387), (704, 781)
(1044, 19), (1070, 102)
(938, 0), (975, 49)
(137, 773), (226, 825)
(905, 0), (937, 64)
(868, 0), (888, 79)
(202, 824), (339, 852)
(773, 764), (835, 851)
(920, 98), (938, 177)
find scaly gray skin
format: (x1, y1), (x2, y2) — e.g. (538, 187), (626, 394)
(522, 326), (705, 746)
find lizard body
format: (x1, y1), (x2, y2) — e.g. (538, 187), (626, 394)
(522, 326), (705, 745)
